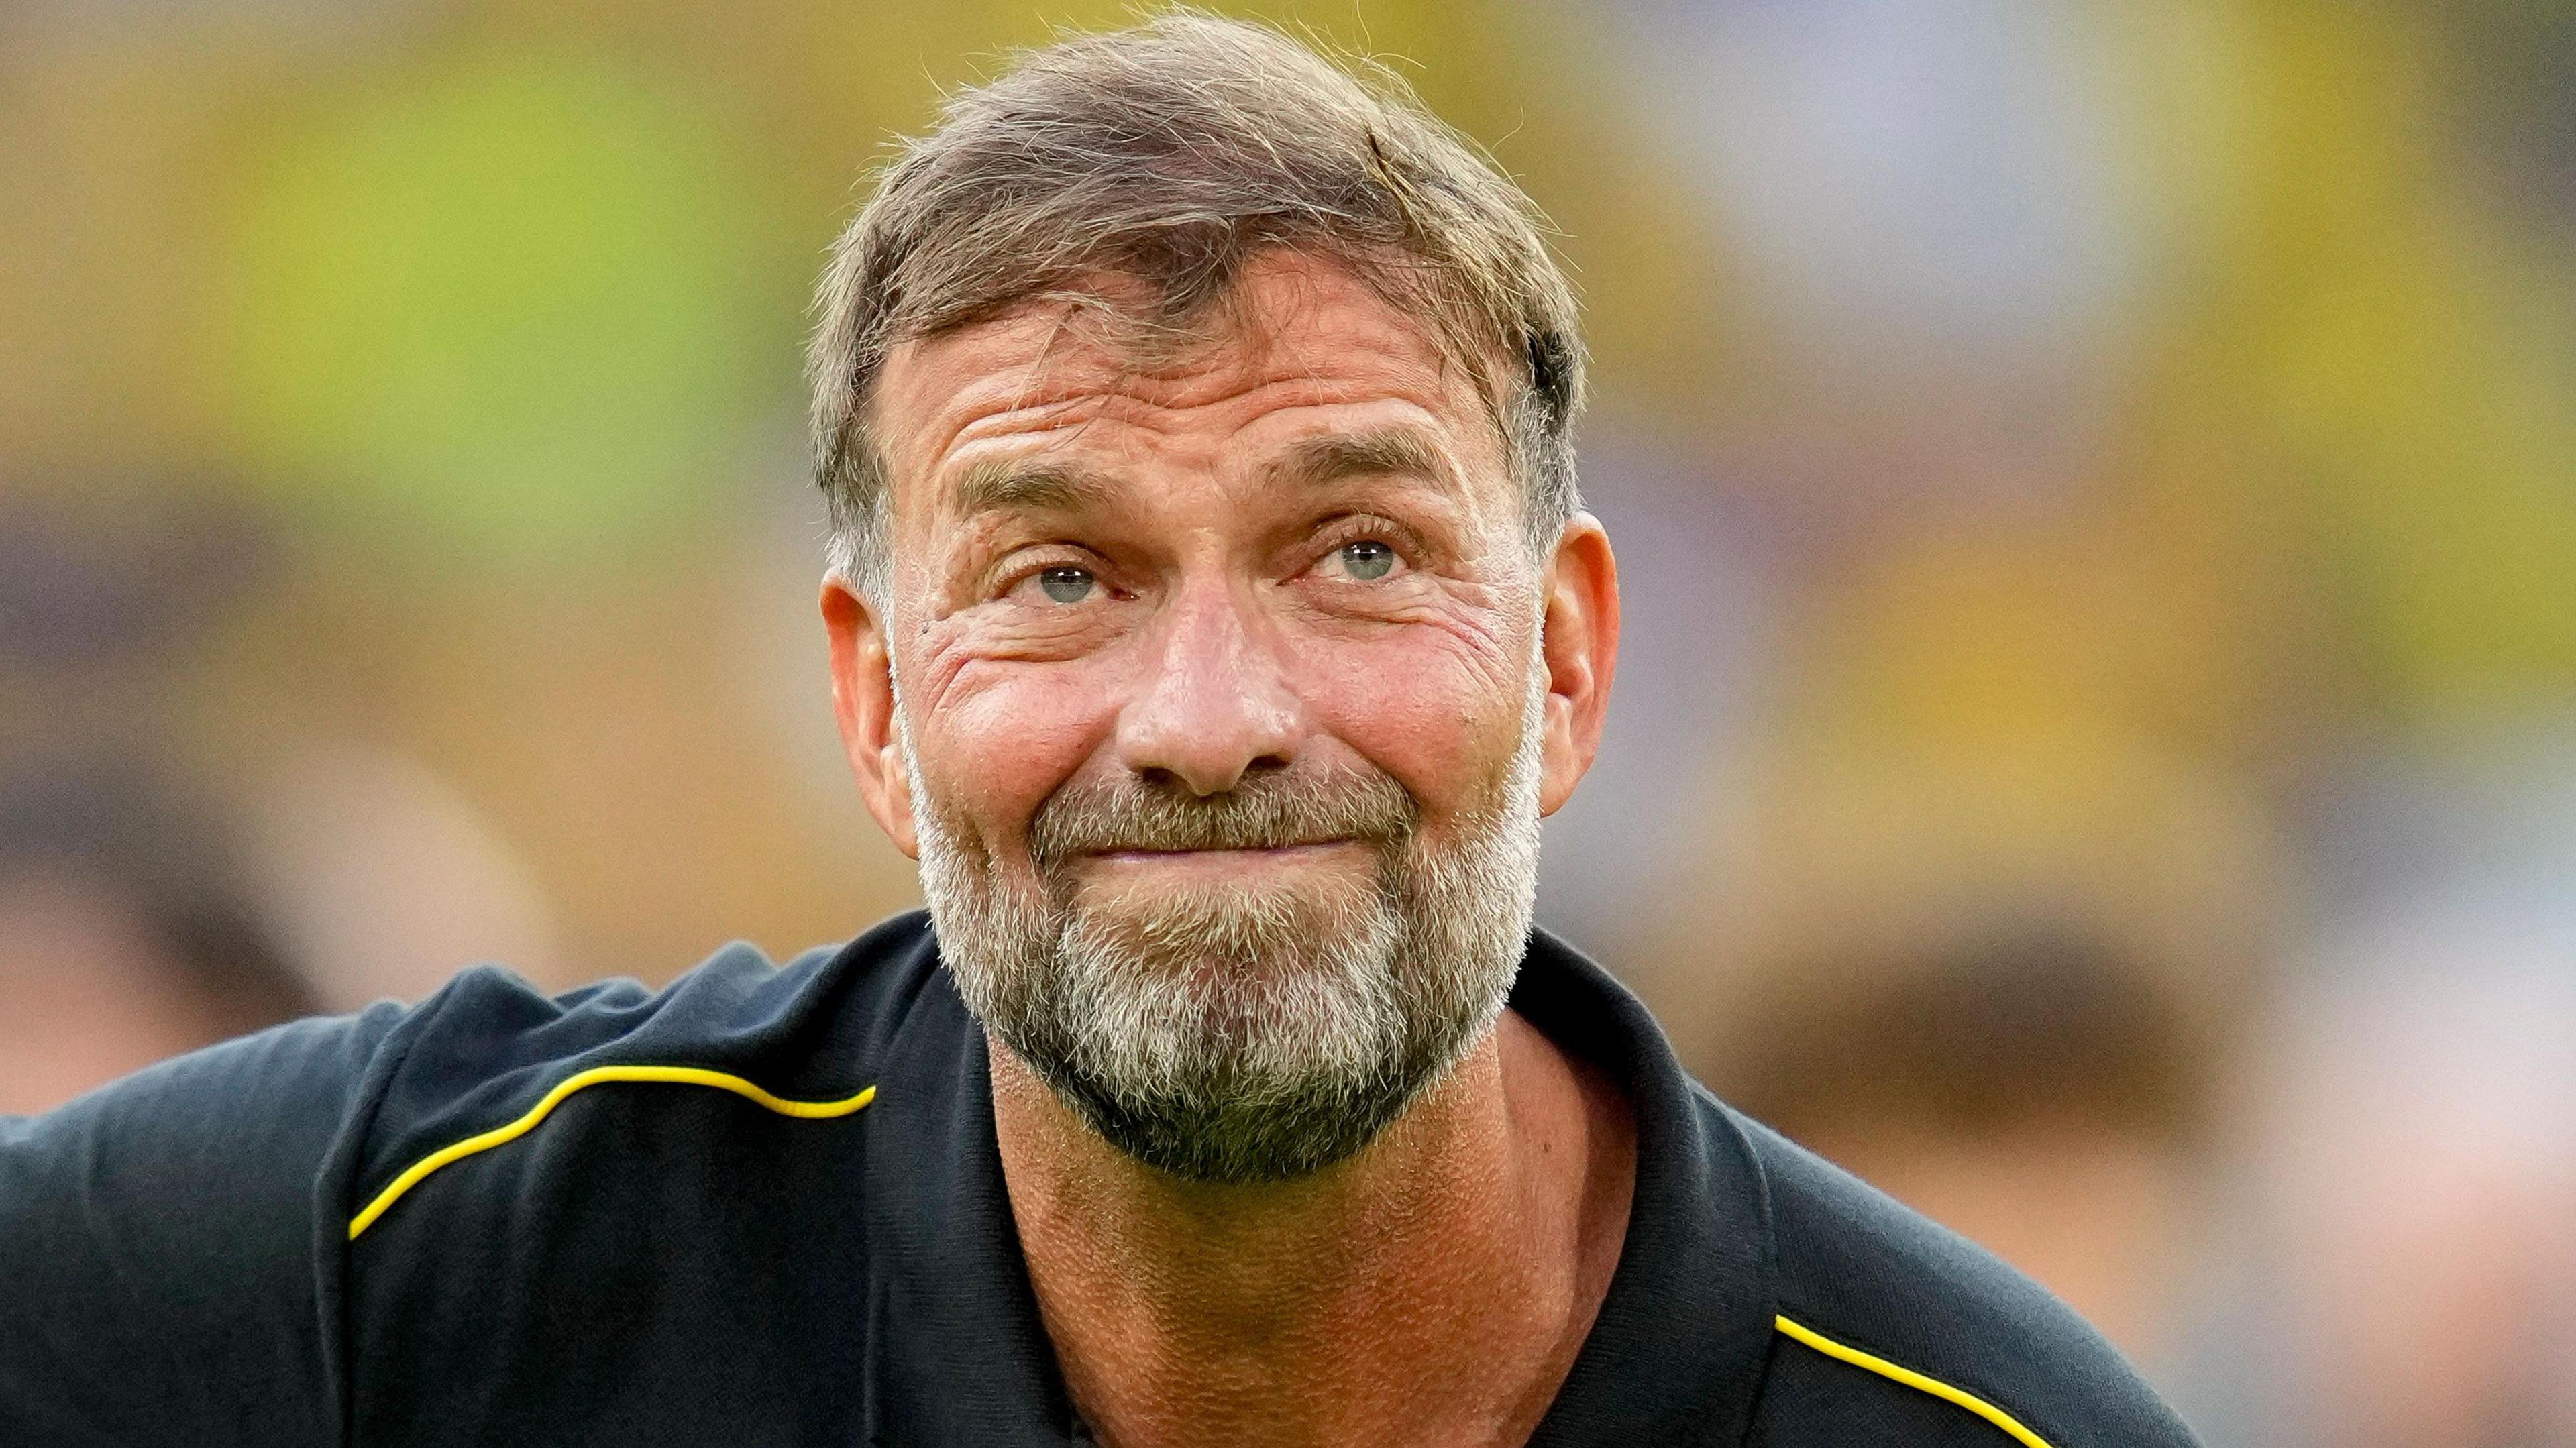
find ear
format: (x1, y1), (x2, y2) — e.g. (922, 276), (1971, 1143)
(1536, 513), (1619, 817)
(821, 575), (918, 858)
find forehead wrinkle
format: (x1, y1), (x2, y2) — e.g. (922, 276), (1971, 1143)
(896, 300), (1492, 534)
(1006, 300), (1093, 435)
(928, 304), (1457, 440)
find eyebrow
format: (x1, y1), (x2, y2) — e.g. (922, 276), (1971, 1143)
(949, 457), (1117, 518)
(945, 425), (1455, 520)
(1258, 427), (1454, 496)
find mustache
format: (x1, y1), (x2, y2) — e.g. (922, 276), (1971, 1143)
(1027, 765), (1419, 867)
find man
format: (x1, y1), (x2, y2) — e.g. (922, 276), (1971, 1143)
(1, 17), (2199, 1447)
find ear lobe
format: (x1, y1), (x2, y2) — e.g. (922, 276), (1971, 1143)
(821, 577), (920, 858)
(1536, 516), (1619, 818)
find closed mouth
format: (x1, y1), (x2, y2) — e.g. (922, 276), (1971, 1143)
(1088, 838), (1358, 862)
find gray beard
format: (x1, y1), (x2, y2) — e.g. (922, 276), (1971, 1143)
(908, 688), (1545, 1184)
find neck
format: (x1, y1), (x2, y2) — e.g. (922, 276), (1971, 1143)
(989, 1010), (1636, 1448)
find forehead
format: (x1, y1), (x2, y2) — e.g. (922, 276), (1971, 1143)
(869, 252), (1506, 503)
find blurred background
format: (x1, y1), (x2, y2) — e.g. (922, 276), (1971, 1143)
(3, 0), (2572, 1440)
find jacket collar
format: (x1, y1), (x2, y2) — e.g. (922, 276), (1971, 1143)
(1517, 929), (1776, 1446)
(859, 922), (1776, 1446)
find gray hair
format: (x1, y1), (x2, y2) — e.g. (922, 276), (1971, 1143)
(806, 11), (1586, 597)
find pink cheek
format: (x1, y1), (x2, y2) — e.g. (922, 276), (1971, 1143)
(1293, 634), (1520, 803)
(929, 661), (1124, 830)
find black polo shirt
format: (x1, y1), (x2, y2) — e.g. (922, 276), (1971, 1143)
(1, 911), (2198, 1445)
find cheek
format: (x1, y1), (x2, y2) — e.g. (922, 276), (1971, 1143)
(1291, 622), (1532, 813)
(909, 655), (1122, 852)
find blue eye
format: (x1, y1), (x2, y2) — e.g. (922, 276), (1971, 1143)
(1336, 540), (1396, 581)
(1037, 566), (1095, 604)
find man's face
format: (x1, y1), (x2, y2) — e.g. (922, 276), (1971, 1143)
(826, 250), (1614, 1180)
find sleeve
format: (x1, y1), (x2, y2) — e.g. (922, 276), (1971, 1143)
(0, 1005), (405, 1447)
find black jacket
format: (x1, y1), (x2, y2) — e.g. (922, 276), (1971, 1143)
(0, 911), (2200, 1445)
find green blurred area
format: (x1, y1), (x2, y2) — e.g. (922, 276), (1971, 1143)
(217, 52), (791, 548)
(9, 9), (2576, 1433)
(3, 0), (2574, 1000)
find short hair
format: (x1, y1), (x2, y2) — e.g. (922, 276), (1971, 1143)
(807, 12), (1585, 596)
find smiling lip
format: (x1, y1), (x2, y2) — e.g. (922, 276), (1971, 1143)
(1088, 839), (1359, 865)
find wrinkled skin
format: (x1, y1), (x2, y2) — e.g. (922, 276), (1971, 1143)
(821, 250), (1630, 1448)
(823, 251), (1615, 920)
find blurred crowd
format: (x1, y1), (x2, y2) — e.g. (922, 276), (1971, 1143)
(5, 1), (2573, 1442)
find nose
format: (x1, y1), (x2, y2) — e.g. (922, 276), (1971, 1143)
(1114, 579), (1301, 796)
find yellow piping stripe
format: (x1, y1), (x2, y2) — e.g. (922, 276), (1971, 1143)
(1775, 1314), (2056, 1448)
(347, 1066), (876, 1241)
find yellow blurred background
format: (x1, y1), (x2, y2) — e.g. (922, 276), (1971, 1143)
(6, 1), (2574, 1442)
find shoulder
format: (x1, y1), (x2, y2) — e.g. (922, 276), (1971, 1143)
(347, 909), (946, 1239)
(1721, 1101), (2201, 1447)
(0, 1005), (408, 1444)
(1, 1003), (409, 1272)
